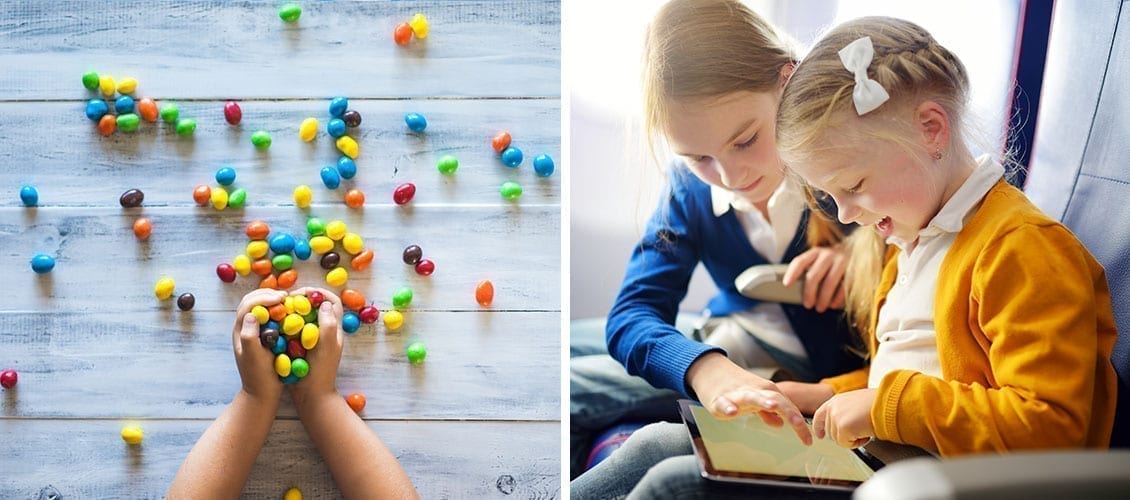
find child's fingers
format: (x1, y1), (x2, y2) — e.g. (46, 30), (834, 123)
(781, 251), (816, 287)
(812, 401), (829, 440)
(316, 301), (344, 350)
(235, 289), (287, 319)
(232, 313), (258, 353)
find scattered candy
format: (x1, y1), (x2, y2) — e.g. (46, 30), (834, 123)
(329, 97), (348, 117)
(30, 254), (55, 274)
(409, 13), (429, 38)
(500, 181), (523, 200)
(233, 255), (251, 275)
(275, 353), (292, 377)
(358, 304), (379, 323)
(476, 280), (495, 306)
(326, 266), (348, 287)
(342, 109), (362, 128)
(119, 188), (144, 208)
(342, 289), (366, 311)
(300, 324), (319, 350)
(85, 99), (108, 121)
(81, 70), (99, 90)
(98, 75), (115, 97)
(215, 166), (237, 186)
(405, 112), (427, 132)
(294, 239), (312, 260)
(251, 130), (272, 149)
(228, 188), (247, 208)
(491, 131), (511, 153)
(116, 77), (138, 95)
(216, 263), (237, 283)
(327, 118), (346, 138)
(121, 426), (143, 445)
(277, 269), (298, 288)
(223, 101), (242, 125)
(177, 293), (195, 311)
(325, 220), (347, 240)
(393, 22), (413, 45)
(402, 245), (423, 265)
(251, 258), (273, 276)
(269, 233), (297, 254)
(251, 305), (270, 324)
(175, 118), (196, 136)
(299, 117), (318, 142)
(342, 233), (364, 255)
(291, 358), (310, 378)
(393, 183), (416, 205)
(336, 157), (357, 179)
(97, 115), (116, 136)
(192, 185), (211, 205)
(501, 146), (523, 167)
(116, 113), (140, 132)
(279, 3), (302, 22)
(406, 342), (427, 364)
(137, 98), (158, 122)
(383, 309), (404, 330)
(287, 339), (306, 359)
(132, 218), (152, 240)
(320, 166), (341, 189)
(19, 185), (38, 206)
(350, 250), (374, 271)
(246, 220), (271, 240)
(344, 188), (365, 208)
(210, 186), (229, 210)
(160, 103), (179, 123)
(392, 287), (413, 309)
(437, 155), (458, 175)
(415, 258), (435, 276)
(307, 291), (325, 307)
(342, 311), (360, 333)
(346, 393), (366, 413)
(533, 153), (556, 177)
(272, 254), (294, 271)
(320, 252), (340, 270)
(0, 369), (17, 389)
(115, 95), (135, 114)
(310, 236), (333, 254)
(336, 135), (359, 158)
(154, 277), (175, 300)
(306, 218), (326, 237)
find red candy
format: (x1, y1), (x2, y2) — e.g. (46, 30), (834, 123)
(415, 258), (435, 276)
(0, 369), (16, 389)
(358, 305), (379, 323)
(193, 184), (212, 206)
(307, 290), (325, 308)
(393, 183), (416, 205)
(216, 263), (237, 283)
(287, 339), (307, 359)
(224, 101), (242, 125)
(394, 22), (413, 45)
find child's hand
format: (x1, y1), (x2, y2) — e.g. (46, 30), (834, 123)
(782, 246), (847, 312)
(777, 381), (835, 416)
(286, 287), (345, 408)
(811, 388), (877, 448)
(232, 289), (289, 403)
(687, 352), (813, 445)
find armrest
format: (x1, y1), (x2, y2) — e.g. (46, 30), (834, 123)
(853, 450), (1130, 500)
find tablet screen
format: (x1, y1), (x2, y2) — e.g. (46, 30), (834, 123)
(681, 401), (877, 489)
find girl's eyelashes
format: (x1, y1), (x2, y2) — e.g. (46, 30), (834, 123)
(734, 133), (759, 150)
(687, 155), (710, 164)
(844, 179), (864, 194)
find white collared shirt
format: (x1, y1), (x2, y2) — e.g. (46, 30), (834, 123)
(867, 155), (1005, 388)
(711, 180), (808, 359)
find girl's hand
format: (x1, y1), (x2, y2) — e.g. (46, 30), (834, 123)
(687, 353), (813, 445)
(286, 287), (345, 409)
(812, 388), (877, 448)
(782, 246), (847, 312)
(232, 289), (289, 403)
(777, 381), (835, 416)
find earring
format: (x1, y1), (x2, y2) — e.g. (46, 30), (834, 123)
(932, 149), (943, 160)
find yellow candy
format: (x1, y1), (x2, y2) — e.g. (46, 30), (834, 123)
(283, 313), (305, 336)
(154, 277), (175, 300)
(409, 13), (429, 38)
(275, 354), (292, 377)
(309, 236), (335, 254)
(294, 184), (313, 208)
(342, 233), (364, 255)
(121, 425), (144, 445)
(293, 295), (312, 315)
(116, 77), (138, 94)
(284, 296), (295, 314)
(383, 310), (404, 330)
(251, 305), (270, 324)
(325, 220), (347, 241)
(335, 135), (359, 159)
(99, 75), (116, 97)
(299, 117), (318, 142)
(233, 254), (252, 276)
(211, 186), (229, 210)
(247, 240), (269, 259)
(283, 487), (303, 500)
(326, 266), (348, 287)
(301, 323), (320, 350)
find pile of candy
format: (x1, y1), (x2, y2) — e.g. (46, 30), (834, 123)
(254, 291), (322, 383)
(82, 72), (196, 137)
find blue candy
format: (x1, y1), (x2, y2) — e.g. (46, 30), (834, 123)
(320, 166), (341, 189)
(404, 113), (427, 132)
(114, 95), (135, 114)
(85, 99), (109, 121)
(342, 312), (360, 334)
(327, 118), (347, 138)
(533, 154), (556, 177)
(282, 373), (300, 385)
(272, 336), (287, 355)
(20, 185), (38, 206)
(336, 156), (357, 179)
(31, 254), (55, 274)
(293, 238), (312, 260)
(269, 233), (296, 254)
(329, 97), (348, 117)
(501, 146), (523, 168)
(215, 166), (237, 186)
(265, 320), (281, 332)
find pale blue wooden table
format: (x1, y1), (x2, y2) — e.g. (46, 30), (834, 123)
(0, 1), (561, 497)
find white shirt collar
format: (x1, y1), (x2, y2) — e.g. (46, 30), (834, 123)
(710, 180), (804, 217)
(888, 154), (1004, 248)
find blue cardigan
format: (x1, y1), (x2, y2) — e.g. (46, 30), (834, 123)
(606, 168), (863, 397)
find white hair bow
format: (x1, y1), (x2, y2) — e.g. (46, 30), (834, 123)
(838, 36), (889, 115)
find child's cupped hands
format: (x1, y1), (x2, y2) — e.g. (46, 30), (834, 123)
(232, 288), (290, 403)
(285, 287), (346, 409)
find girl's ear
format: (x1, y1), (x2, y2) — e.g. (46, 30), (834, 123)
(779, 61), (797, 87)
(915, 100), (950, 156)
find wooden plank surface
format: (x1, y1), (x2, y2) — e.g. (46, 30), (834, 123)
(0, 0), (561, 496)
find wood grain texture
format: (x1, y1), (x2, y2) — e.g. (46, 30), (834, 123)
(0, 419), (560, 499)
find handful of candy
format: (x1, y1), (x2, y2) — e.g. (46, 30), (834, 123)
(251, 290), (327, 384)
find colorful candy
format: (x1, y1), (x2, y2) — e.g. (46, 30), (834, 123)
(533, 154), (556, 177)
(344, 188), (365, 208)
(192, 185), (211, 205)
(233, 255), (251, 275)
(216, 263), (237, 283)
(409, 13), (430, 38)
(251, 130), (272, 149)
(310, 236), (334, 254)
(342, 289), (366, 311)
(346, 393), (366, 413)
(97, 115), (116, 136)
(19, 185), (38, 206)
(251, 258), (273, 276)
(336, 157), (357, 179)
(320, 252), (340, 269)
(115, 95), (135, 114)
(294, 239), (312, 260)
(329, 97), (348, 117)
(437, 155), (458, 175)
(175, 118), (196, 136)
(325, 220), (347, 240)
(320, 166), (341, 189)
(299, 117), (318, 142)
(342, 233), (364, 255)
(500, 181), (523, 200)
(260, 328), (280, 348)
(228, 188), (247, 208)
(224, 101), (242, 125)
(154, 277), (175, 300)
(300, 324), (319, 350)
(392, 287), (413, 309)
(98, 75), (115, 97)
(415, 258), (435, 276)
(269, 233), (297, 254)
(116, 77), (138, 95)
(342, 311), (360, 333)
(272, 254), (294, 271)
(85, 99), (108, 121)
(121, 426), (144, 445)
(215, 166), (237, 186)
(0, 369), (17, 389)
(306, 218), (326, 237)
(336, 135), (359, 158)
(351, 249), (374, 271)
(501, 146), (523, 167)
(358, 304), (379, 323)
(246, 220), (271, 240)
(327, 118), (346, 138)
(383, 309), (404, 330)
(119, 189), (144, 208)
(279, 3), (302, 22)
(210, 186), (229, 210)
(30, 254), (55, 274)
(405, 112), (427, 132)
(277, 269), (298, 289)
(160, 103), (179, 123)
(274, 354), (292, 377)
(342, 109), (362, 128)
(326, 267), (348, 287)
(476, 280), (494, 306)
(291, 358), (310, 378)
(177, 293), (195, 311)
(393, 183), (416, 205)
(137, 98), (158, 122)
(491, 131), (511, 153)
(393, 22), (413, 45)
(81, 70), (99, 90)
(116, 113), (140, 132)
(132, 218), (152, 240)
(402, 245), (423, 265)
(252, 305), (270, 324)
(406, 342), (427, 364)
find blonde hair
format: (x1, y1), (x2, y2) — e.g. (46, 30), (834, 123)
(777, 16), (972, 331)
(642, 0), (843, 247)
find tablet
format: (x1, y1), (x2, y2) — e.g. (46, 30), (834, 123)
(734, 264), (804, 304)
(679, 399), (883, 491)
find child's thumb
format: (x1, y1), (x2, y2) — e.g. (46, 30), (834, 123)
(239, 313), (260, 344)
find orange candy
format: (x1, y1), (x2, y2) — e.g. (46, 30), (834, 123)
(137, 98), (158, 122)
(245, 220), (271, 240)
(268, 303), (287, 321)
(259, 275), (279, 290)
(393, 22), (413, 45)
(475, 280), (494, 307)
(277, 269), (298, 289)
(192, 184), (211, 206)
(350, 249), (374, 271)
(341, 289), (366, 311)
(344, 188), (365, 208)
(346, 393), (366, 413)
(251, 258), (273, 277)
(97, 114), (116, 136)
(491, 131), (511, 153)
(132, 218), (152, 240)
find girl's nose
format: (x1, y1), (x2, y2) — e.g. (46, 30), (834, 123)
(836, 199), (861, 225)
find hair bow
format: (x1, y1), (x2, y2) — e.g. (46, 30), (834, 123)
(838, 36), (889, 115)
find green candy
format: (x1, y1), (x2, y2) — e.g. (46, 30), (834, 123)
(437, 155), (458, 175)
(272, 254), (294, 271)
(175, 118), (196, 136)
(228, 187), (247, 208)
(116, 113), (140, 132)
(160, 103), (179, 123)
(303, 310), (318, 323)
(290, 358), (309, 378)
(81, 71), (99, 90)
(500, 181), (522, 200)
(392, 287), (413, 309)
(306, 217), (326, 236)
(406, 342), (427, 364)
(251, 130), (272, 149)
(279, 3), (302, 23)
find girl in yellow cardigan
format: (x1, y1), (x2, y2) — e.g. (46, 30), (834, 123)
(776, 16), (1118, 456)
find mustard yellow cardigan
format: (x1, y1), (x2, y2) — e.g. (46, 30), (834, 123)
(823, 179), (1118, 456)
